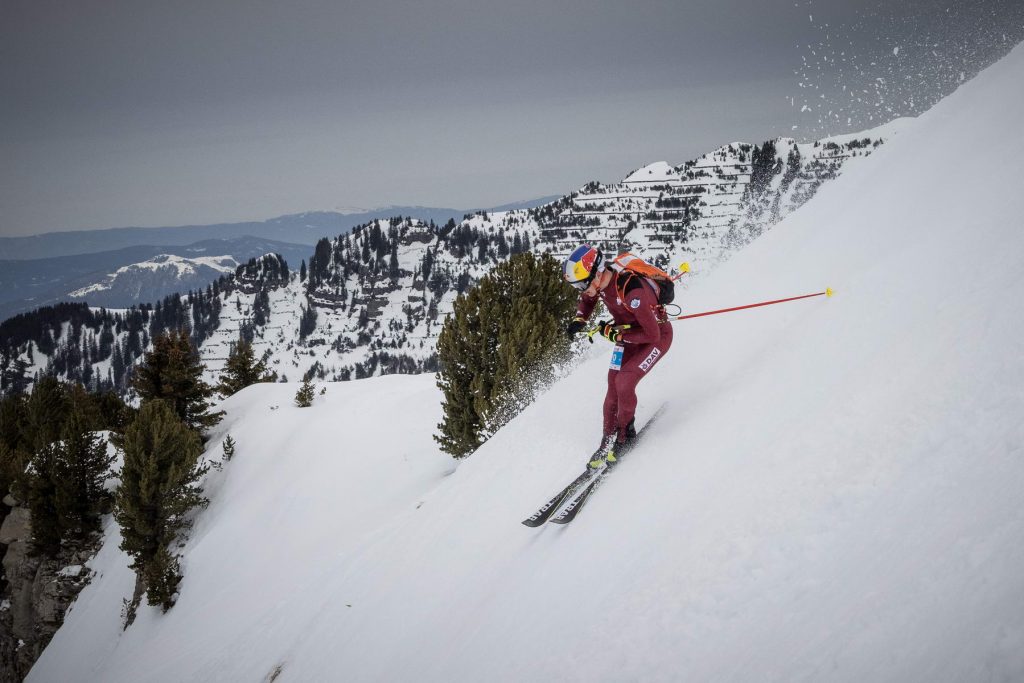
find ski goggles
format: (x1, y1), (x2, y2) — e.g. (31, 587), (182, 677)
(568, 277), (591, 291)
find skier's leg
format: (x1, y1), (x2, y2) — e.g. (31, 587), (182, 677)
(612, 324), (673, 437)
(602, 368), (618, 438)
(613, 370), (642, 439)
(587, 369), (622, 468)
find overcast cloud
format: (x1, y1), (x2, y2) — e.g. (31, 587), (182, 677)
(2, 0), (1021, 236)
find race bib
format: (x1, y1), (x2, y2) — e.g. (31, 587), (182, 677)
(609, 344), (624, 371)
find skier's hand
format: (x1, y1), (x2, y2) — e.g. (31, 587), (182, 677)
(566, 316), (586, 338)
(598, 320), (622, 344)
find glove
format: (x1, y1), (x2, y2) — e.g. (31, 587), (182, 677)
(566, 316), (586, 338)
(597, 320), (622, 344)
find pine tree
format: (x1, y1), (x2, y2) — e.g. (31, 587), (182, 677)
(111, 341), (126, 388)
(24, 375), (69, 452)
(53, 404), (114, 541)
(1, 357), (31, 397)
(0, 394), (29, 498)
(27, 443), (62, 555)
(217, 340), (275, 397)
(435, 252), (577, 457)
(389, 241), (400, 279)
(115, 400), (207, 610)
(0, 393), (26, 451)
(18, 382), (127, 547)
(294, 378), (315, 407)
(65, 382), (103, 429)
(298, 306), (317, 340)
(132, 330), (222, 435)
(222, 434), (236, 461)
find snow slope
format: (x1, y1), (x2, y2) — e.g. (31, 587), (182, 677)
(30, 42), (1024, 682)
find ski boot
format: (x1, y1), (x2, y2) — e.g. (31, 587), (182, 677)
(623, 417), (637, 443)
(588, 435), (616, 470)
(604, 420), (636, 468)
(614, 419), (637, 458)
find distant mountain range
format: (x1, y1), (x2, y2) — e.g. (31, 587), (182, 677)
(0, 237), (312, 320)
(0, 208), (464, 260)
(0, 199), (561, 321)
(0, 201), (561, 261)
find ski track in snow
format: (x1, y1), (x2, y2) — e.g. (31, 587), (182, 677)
(27, 42), (1024, 683)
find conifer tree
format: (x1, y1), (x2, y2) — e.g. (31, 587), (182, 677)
(1, 357), (31, 397)
(298, 306), (317, 340)
(53, 404), (114, 540)
(217, 340), (275, 397)
(222, 434), (236, 461)
(111, 341), (126, 387)
(389, 241), (400, 279)
(18, 381), (124, 554)
(435, 252), (577, 457)
(294, 378), (315, 407)
(27, 398), (113, 554)
(24, 375), (69, 452)
(0, 394), (29, 500)
(115, 400), (207, 610)
(132, 330), (222, 435)
(26, 443), (62, 554)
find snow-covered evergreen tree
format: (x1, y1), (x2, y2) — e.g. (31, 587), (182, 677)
(435, 252), (577, 457)
(132, 330), (222, 436)
(115, 400), (207, 610)
(217, 340), (275, 397)
(294, 378), (315, 407)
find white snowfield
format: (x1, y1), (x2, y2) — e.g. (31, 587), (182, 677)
(30, 43), (1024, 682)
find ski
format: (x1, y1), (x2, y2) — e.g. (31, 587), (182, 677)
(548, 474), (603, 525)
(548, 403), (668, 525)
(521, 469), (598, 527)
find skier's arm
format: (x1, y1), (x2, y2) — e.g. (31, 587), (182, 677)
(566, 291), (598, 337)
(575, 291), (598, 320)
(621, 288), (662, 345)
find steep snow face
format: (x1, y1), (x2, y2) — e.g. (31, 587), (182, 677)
(29, 43), (1024, 683)
(30, 375), (453, 682)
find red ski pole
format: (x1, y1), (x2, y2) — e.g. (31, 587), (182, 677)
(586, 288), (833, 341)
(670, 288), (834, 321)
(585, 260), (832, 341)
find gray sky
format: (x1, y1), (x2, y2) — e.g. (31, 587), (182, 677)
(2, 0), (1021, 236)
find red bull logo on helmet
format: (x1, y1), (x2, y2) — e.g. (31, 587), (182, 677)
(563, 244), (602, 284)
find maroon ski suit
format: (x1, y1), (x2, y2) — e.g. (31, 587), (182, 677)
(576, 272), (673, 442)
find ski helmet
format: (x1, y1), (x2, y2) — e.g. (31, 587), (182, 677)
(563, 244), (603, 289)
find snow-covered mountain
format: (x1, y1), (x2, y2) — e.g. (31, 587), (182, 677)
(0, 119), (900, 395)
(193, 121), (903, 384)
(26, 36), (1024, 683)
(148, 120), (894, 386)
(0, 237), (312, 321)
(68, 254), (236, 300)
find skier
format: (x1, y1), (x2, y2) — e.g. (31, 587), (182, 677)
(562, 244), (673, 469)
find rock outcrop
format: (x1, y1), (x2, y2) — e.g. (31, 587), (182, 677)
(0, 495), (98, 682)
